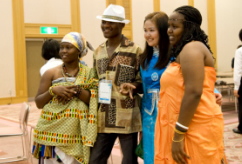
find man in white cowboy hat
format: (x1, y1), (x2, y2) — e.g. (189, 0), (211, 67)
(90, 4), (142, 164)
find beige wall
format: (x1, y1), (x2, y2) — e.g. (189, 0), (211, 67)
(23, 0), (71, 24)
(160, 0), (188, 16)
(132, 0), (153, 50)
(1, 0), (242, 102)
(159, 0), (208, 34)
(216, 0), (242, 72)
(194, 0), (208, 34)
(0, 0), (16, 98)
(80, 0), (106, 67)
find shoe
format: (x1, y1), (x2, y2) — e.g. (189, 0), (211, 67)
(232, 128), (242, 134)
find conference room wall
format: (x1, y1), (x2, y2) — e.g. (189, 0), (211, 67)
(80, 0), (106, 67)
(216, 0), (242, 72)
(160, 0), (188, 18)
(1, 0), (242, 103)
(194, 0), (208, 34)
(132, 0), (154, 50)
(0, 0), (15, 98)
(23, 0), (71, 24)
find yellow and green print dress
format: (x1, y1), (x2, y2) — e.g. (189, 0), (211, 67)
(33, 64), (99, 164)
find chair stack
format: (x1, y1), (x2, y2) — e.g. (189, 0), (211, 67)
(216, 71), (237, 112)
(0, 102), (30, 163)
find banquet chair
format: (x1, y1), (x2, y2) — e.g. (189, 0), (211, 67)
(0, 102), (30, 163)
(215, 80), (229, 94)
(29, 123), (36, 164)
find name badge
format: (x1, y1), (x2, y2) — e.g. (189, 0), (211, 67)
(98, 80), (112, 104)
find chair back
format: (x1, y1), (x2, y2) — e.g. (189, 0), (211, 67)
(19, 102), (30, 130)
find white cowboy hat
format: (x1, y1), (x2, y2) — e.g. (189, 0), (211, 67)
(96, 4), (130, 24)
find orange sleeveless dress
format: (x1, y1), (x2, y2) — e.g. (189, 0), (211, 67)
(154, 62), (226, 164)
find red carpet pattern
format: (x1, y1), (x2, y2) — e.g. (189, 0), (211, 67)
(224, 123), (242, 164)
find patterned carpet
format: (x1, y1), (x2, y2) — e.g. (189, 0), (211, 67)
(0, 102), (41, 126)
(224, 123), (242, 164)
(0, 102), (242, 163)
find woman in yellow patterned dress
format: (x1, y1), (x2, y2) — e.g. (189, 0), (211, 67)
(32, 32), (99, 164)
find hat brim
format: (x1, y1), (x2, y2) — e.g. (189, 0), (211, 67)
(96, 15), (130, 24)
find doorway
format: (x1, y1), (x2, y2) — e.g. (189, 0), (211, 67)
(26, 39), (44, 101)
(25, 38), (61, 101)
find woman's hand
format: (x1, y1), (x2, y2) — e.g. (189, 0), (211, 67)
(172, 134), (190, 164)
(214, 93), (222, 106)
(119, 83), (136, 99)
(52, 85), (77, 104)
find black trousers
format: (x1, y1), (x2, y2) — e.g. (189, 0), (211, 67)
(237, 97), (242, 131)
(89, 133), (138, 164)
(238, 77), (242, 131)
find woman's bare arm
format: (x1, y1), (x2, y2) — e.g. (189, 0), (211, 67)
(35, 69), (54, 109)
(176, 42), (205, 130)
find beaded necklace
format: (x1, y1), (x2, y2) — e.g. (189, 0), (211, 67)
(62, 64), (80, 84)
(62, 64), (80, 77)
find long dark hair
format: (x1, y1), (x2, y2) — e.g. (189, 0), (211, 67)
(171, 6), (212, 59)
(140, 12), (170, 70)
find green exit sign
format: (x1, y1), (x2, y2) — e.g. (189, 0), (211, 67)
(40, 27), (58, 34)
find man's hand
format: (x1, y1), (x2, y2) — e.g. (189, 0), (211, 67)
(234, 90), (239, 98)
(119, 83), (136, 99)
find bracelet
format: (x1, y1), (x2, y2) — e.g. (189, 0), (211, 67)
(175, 124), (188, 133)
(174, 128), (186, 135)
(172, 136), (184, 142)
(48, 86), (55, 96)
(76, 85), (82, 97)
(176, 122), (189, 130)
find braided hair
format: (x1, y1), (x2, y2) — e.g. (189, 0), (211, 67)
(171, 6), (212, 60)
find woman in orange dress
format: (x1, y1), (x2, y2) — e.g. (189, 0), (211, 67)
(154, 6), (227, 164)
